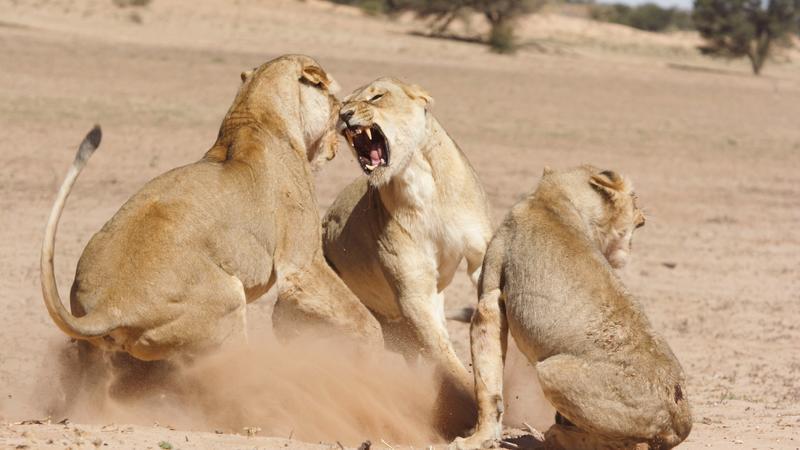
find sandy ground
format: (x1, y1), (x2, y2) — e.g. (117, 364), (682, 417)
(1, 0), (799, 448)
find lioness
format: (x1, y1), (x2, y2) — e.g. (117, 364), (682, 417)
(452, 166), (691, 450)
(322, 78), (492, 405)
(41, 55), (382, 377)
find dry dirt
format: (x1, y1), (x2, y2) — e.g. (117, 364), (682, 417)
(1, 0), (799, 449)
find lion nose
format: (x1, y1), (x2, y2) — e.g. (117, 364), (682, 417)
(340, 110), (354, 125)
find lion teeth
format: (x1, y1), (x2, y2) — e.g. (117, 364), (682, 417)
(345, 133), (354, 147)
(380, 158), (386, 164)
(365, 128), (372, 140)
(365, 163), (378, 170)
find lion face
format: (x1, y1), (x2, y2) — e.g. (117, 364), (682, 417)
(338, 78), (433, 186)
(587, 169), (646, 269)
(297, 62), (342, 168)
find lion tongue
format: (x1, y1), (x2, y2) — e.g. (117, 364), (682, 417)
(369, 148), (382, 165)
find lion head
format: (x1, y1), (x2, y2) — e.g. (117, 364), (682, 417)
(541, 166), (646, 269)
(588, 168), (645, 268)
(238, 55), (341, 168)
(337, 77), (434, 186)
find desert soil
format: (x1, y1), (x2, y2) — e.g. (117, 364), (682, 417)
(1, 0), (799, 449)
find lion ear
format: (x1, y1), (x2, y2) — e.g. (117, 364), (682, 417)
(590, 170), (631, 201)
(400, 83), (434, 109)
(240, 69), (254, 83)
(300, 64), (333, 89)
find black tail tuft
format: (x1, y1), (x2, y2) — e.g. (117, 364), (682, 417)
(86, 124), (102, 148)
(76, 124), (102, 163)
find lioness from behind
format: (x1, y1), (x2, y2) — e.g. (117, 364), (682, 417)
(41, 55), (382, 389)
(322, 78), (492, 417)
(452, 166), (691, 450)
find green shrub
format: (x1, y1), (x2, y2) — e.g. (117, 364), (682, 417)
(112, 0), (151, 7)
(589, 4), (631, 25)
(627, 3), (673, 31)
(589, 2), (694, 32)
(330, 0), (392, 15)
(358, 0), (387, 14)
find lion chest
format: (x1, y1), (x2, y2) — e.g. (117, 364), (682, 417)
(385, 202), (466, 290)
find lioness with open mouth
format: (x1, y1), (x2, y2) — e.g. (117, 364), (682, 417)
(41, 55), (382, 396)
(322, 78), (492, 420)
(451, 166), (692, 450)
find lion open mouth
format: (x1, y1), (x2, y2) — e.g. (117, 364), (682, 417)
(343, 125), (390, 174)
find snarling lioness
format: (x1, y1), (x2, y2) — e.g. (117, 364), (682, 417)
(41, 55), (382, 379)
(322, 78), (492, 418)
(452, 166), (692, 450)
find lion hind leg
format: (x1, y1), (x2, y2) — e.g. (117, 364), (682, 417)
(105, 351), (178, 401)
(537, 354), (682, 449)
(544, 423), (637, 450)
(220, 275), (249, 348)
(127, 274), (249, 361)
(48, 340), (108, 418)
(272, 257), (383, 345)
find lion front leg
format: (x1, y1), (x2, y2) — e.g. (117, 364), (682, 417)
(450, 288), (508, 450)
(396, 283), (474, 398)
(272, 257), (383, 345)
(389, 271), (477, 436)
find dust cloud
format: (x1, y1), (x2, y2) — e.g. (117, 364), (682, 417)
(34, 336), (443, 446)
(21, 332), (552, 446)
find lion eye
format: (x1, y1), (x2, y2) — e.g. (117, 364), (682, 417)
(369, 93), (384, 102)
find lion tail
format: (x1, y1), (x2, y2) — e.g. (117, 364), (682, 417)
(40, 125), (117, 339)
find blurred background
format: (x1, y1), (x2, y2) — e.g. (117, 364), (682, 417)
(1, 0), (798, 448)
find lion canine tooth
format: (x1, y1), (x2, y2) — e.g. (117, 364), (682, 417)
(345, 132), (354, 147)
(365, 163), (378, 170)
(380, 158), (386, 164)
(365, 128), (372, 140)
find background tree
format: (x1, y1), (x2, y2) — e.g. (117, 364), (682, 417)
(472, 0), (546, 53)
(693, 0), (800, 75)
(391, 0), (472, 35)
(394, 0), (545, 53)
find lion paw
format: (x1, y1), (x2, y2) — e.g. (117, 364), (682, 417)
(449, 435), (501, 450)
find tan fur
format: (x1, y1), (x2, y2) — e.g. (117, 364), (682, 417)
(40, 55), (382, 377)
(322, 78), (492, 422)
(452, 166), (691, 450)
